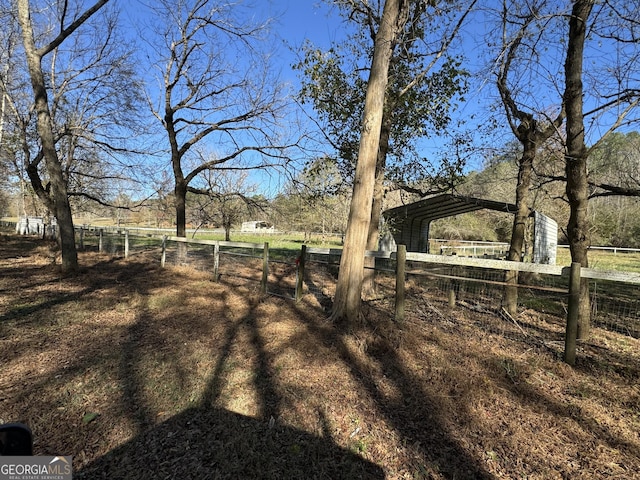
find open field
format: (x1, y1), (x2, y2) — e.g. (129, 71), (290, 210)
(556, 247), (640, 272)
(0, 234), (639, 479)
(187, 231), (343, 250)
(88, 224), (344, 251)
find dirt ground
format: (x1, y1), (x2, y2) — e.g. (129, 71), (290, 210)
(0, 233), (639, 479)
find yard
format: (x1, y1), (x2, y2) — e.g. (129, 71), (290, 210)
(0, 233), (638, 479)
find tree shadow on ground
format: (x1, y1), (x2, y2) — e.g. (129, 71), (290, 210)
(76, 406), (384, 479)
(82, 280), (384, 479)
(4, 232), (640, 478)
(294, 304), (495, 480)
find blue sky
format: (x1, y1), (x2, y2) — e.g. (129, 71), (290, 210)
(262, 1), (349, 94)
(268, 0), (341, 49)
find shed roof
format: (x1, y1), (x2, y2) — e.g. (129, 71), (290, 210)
(382, 194), (520, 252)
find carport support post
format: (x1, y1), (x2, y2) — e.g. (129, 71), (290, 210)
(261, 242), (269, 294)
(213, 241), (220, 282)
(564, 262), (581, 366)
(98, 229), (103, 253)
(295, 245), (306, 302)
(395, 245), (406, 322)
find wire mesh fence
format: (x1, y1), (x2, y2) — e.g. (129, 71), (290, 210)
(164, 241), (217, 272)
(589, 279), (640, 338)
(331, 251), (639, 355)
(357, 256), (571, 344)
(413, 264), (570, 345)
(304, 248), (342, 308)
(73, 228), (640, 352)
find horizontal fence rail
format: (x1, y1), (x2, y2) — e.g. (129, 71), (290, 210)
(6, 223), (638, 367)
(74, 228), (639, 353)
(558, 244), (640, 254)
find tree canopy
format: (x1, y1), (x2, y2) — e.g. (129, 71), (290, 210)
(295, 0), (472, 194)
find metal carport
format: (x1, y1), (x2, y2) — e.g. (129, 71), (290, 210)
(382, 194), (520, 253)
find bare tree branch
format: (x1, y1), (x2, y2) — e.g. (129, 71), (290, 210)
(38, 0), (110, 58)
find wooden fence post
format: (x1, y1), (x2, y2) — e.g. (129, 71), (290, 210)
(395, 245), (406, 322)
(295, 245), (306, 302)
(79, 228), (84, 251)
(213, 241), (220, 282)
(161, 235), (167, 268)
(564, 262), (581, 366)
(98, 229), (103, 253)
(124, 230), (129, 258)
(448, 288), (456, 308)
(261, 242), (269, 294)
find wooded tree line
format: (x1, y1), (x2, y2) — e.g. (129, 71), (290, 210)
(438, 132), (640, 249)
(38, 131), (638, 247)
(1, 0), (640, 335)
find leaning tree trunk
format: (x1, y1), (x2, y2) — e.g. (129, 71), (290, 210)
(330, 0), (406, 325)
(17, 0), (78, 273)
(503, 140), (535, 315)
(564, 0), (594, 339)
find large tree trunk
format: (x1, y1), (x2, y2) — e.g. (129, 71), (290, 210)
(564, 0), (594, 339)
(330, 0), (406, 325)
(166, 104), (188, 238)
(503, 140), (535, 315)
(174, 179), (187, 238)
(363, 118), (391, 298)
(173, 177), (188, 263)
(496, 8), (565, 318)
(17, 0), (78, 273)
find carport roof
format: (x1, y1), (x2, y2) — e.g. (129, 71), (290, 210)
(383, 193), (519, 225)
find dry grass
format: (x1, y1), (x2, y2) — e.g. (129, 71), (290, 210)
(1, 233), (639, 479)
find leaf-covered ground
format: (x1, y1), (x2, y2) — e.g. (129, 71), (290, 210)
(0, 234), (638, 479)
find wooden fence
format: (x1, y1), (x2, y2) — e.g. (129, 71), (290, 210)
(75, 228), (640, 365)
(33, 226), (640, 366)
